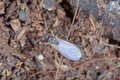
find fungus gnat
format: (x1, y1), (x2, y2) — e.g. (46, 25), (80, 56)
(44, 34), (82, 61)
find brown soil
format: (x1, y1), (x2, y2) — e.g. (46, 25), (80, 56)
(0, 0), (120, 80)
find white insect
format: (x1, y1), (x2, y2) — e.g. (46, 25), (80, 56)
(45, 34), (82, 61)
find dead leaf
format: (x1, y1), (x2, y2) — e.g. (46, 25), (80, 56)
(6, 70), (11, 77)
(10, 19), (21, 32)
(57, 9), (66, 19)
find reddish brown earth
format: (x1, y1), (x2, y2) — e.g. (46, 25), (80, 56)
(0, 0), (120, 80)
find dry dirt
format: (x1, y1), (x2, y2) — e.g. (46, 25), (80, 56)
(0, 0), (120, 80)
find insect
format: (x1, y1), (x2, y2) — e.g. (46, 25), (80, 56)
(44, 34), (82, 61)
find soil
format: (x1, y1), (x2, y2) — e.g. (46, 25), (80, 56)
(0, 0), (120, 80)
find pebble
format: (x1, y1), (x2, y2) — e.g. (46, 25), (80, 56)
(19, 10), (29, 21)
(38, 54), (44, 61)
(41, 0), (56, 11)
(104, 0), (120, 15)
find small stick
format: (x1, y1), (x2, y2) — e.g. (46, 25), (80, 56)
(67, 0), (79, 40)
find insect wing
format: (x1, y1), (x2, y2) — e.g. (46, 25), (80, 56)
(57, 39), (82, 61)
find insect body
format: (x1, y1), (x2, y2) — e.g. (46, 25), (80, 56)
(45, 34), (82, 61)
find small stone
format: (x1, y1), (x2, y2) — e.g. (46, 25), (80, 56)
(41, 0), (56, 11)
(106, 1), (120, 15)
(38, 54), (44, 61)
(19, 10), (29, 21)
(95, 66), (99, 69)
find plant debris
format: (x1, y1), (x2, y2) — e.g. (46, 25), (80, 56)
(0, 0), (120, 80)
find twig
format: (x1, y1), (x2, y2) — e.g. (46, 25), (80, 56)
(73, 57), (120, 69)
(28, 70), (56, 80)
(89, 16), (96, 33)
(67, 0), (79, 40)
(54, 51), (63, 80)
(28, 57), (120, 80)
(103, 42), (120, 49)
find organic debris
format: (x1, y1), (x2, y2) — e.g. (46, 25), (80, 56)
(0, 0), (120, 80)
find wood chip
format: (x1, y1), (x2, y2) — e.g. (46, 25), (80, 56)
(16, 28), (26, 40)
(10, 19), (21, 32)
